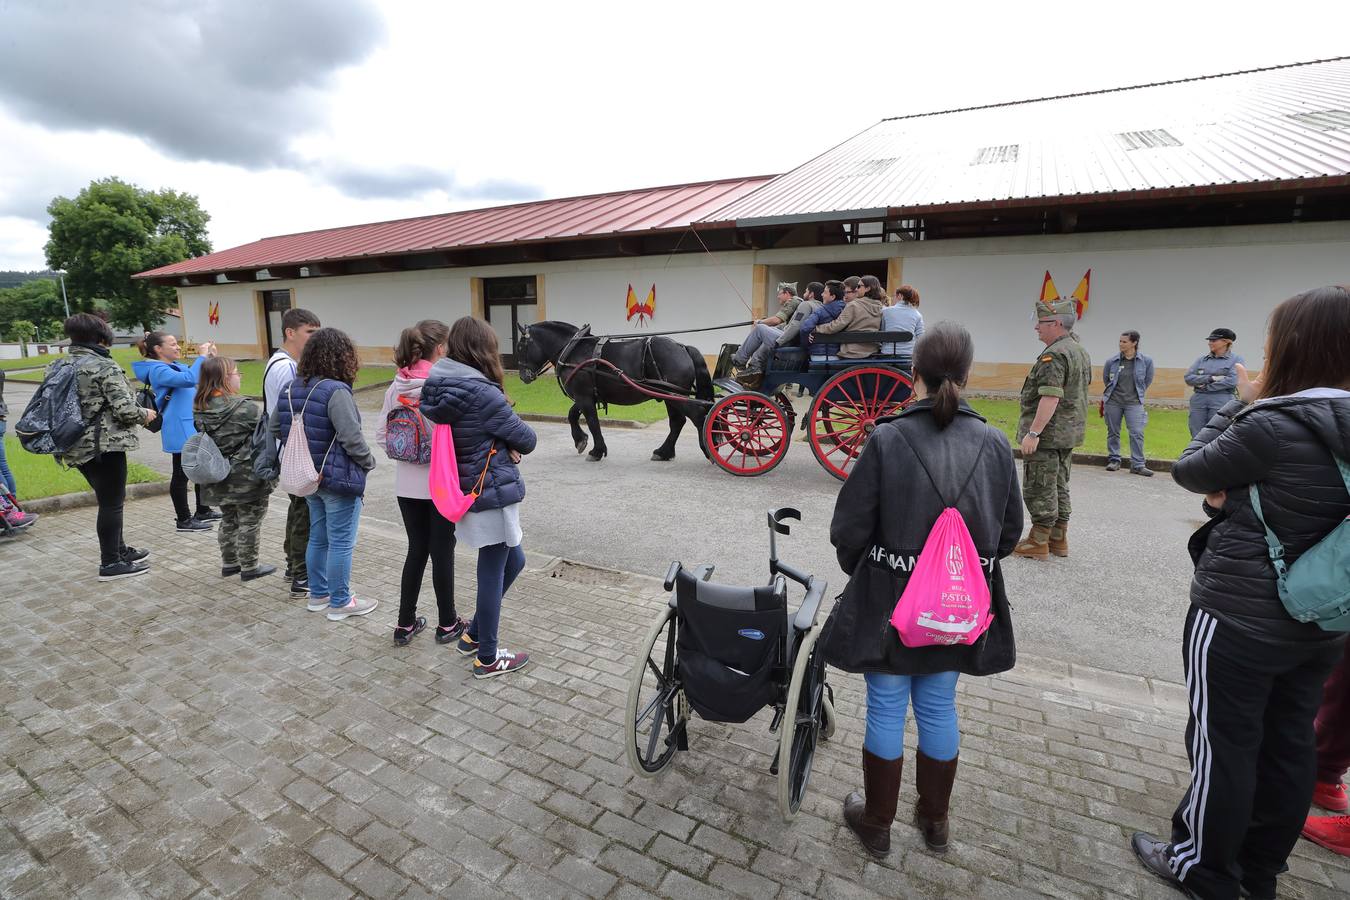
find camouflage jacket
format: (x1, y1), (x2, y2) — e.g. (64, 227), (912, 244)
(55, 346), (144, 467)
(1017, 334), (1092, 448)
(193, 394), (275, 505)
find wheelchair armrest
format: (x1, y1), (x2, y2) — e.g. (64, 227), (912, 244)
(792, 576), (828, 632)
(692, 564), (715, 582)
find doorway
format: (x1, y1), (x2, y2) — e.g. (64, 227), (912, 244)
(483, 276), (538, 368)
(259, 289), (293, 354)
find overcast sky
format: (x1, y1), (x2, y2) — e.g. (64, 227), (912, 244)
(1, 0), (1347, 270)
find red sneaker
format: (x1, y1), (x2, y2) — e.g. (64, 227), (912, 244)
(1312, 781), (1349, 812)
(1302, 815), (1350, 856)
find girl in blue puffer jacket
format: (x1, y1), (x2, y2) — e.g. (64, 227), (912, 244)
(421, 317), (537, 679)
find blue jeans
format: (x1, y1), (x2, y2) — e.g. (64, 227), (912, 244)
(0, 420), (15, 496)
(1105, 400), (1148, 469)
(734, 323), (783, 369)
(469, 542), (525, 663)
(306, 491), (362, 605)
(863, 671), (960, 761)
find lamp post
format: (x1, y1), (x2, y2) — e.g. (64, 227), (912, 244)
(58, 273), (70, 318)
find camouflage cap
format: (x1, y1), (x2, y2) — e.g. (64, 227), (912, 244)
(1035, 297), (1077, 319)
(776, 281), (798, 295)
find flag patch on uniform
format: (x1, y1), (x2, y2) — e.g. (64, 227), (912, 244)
(1040, 355), (1053, 362)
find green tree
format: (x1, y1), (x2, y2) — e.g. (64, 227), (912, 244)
(0, 279), (65, 338)
(9, 320), (36, 356)
(45, 177), (212, 333)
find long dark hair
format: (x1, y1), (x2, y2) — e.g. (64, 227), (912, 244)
(447, 317), (505, 387)
(394, 319), (449, 369)
(298, 327), (360, 385)
(137, 331), (171, 359)
(912, 321), (974, 429)
(859, 275), (886, 301)
(194, 356), (238, 411)
(1258, 285), (1350, 400)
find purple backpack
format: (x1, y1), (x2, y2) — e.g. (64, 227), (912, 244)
(384, 396), (432, 464)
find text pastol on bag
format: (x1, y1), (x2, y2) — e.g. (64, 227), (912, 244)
(889, 442), (993, 648)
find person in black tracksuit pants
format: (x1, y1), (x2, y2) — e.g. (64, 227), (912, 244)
(1131, 286), (1350, 900)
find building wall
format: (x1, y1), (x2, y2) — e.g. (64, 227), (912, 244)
(177, 221), (1350, 398)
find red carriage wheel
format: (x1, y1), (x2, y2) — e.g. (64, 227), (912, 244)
(807, 367), (914, 481)
(703, 392), (791, 477)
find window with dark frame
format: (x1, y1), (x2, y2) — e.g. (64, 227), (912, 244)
(483, 275), (538, 367)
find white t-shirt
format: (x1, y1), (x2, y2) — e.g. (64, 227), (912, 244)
(262, 349), (298, 417)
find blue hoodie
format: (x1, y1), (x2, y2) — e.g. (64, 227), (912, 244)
(131, 356), (206, 454)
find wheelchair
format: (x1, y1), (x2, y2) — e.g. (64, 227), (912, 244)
(624, 508), (836, 820)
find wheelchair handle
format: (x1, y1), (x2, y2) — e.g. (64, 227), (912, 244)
(772, 559), (812, 588)
(663, 561), (681, 592)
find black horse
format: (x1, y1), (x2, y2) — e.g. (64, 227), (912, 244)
(515, 320), (713, 462)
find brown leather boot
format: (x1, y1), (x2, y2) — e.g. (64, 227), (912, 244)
(1048, 521), (1069, 557)
(843, 749), (903, 857)
(1012, 525), (1051, 560)
(914, 751), (959, 853)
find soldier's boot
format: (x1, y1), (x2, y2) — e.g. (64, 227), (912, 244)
(1048, 521), (1069, 558)
(1012, 525), (1051, 560)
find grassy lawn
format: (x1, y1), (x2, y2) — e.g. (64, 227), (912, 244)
(968, 398), (1191, 461)
(3, 435), (163, 502)
(504, 373), (673, 424)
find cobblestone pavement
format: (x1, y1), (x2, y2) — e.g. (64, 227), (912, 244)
(2, 501), (1347, 899)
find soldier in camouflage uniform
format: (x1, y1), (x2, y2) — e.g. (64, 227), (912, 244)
(1014, 297), (1092, 560)
(193, 358), (278, 580)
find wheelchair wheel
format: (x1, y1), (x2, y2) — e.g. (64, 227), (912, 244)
(626, 607), (688, 777)
(777, 627), (828, 820)
(821, 690), (836, 741)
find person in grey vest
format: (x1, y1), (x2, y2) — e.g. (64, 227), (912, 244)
(1102, 330), (1155, 476)
(1185, 328), (1243, 437)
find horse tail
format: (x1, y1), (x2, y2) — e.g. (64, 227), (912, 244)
(686, 345), (714, 403)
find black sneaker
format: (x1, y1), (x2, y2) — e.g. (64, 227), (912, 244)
(1104, 459), (1121, 472)
(289, 578), (309, 597)
(176, 518), (213, 532)
(282, 569), (293, 583)
(394, 616), (427, 646)
(194, 508), (223, 522)
(120, 546), (151, 564)
(435, 618), (470, 645)
(241, 564), (277, 581)
(99, 560), (150, 582)
(1131, 467), (1155, 478)
(221, 564), (242, 577)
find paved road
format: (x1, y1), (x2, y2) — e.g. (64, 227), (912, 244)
(351, 392), (1201, 683)
(6, 376), (1201, 682)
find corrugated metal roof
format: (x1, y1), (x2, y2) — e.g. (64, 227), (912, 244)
(138, 175), (772, 278)
(705, 57), (1350, 224)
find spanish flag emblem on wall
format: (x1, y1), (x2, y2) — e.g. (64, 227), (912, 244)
(625, 283), (655, 326)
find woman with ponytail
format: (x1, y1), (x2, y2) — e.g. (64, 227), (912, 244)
(819, 321), (1024, 859)
(376, 320), (469, 646)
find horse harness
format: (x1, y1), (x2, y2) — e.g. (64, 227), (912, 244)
(546, 325), (690, 407)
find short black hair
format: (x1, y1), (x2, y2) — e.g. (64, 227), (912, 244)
(1121, 330), (1140, 347)
(64, 313), (114, 346)
(282, 308), (320, 333)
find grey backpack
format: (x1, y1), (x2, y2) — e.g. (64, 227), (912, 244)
(181, 431), (232, 485)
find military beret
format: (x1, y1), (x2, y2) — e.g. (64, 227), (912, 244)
(777, 281), (798, 295)
(1035, 297), (1077, 319)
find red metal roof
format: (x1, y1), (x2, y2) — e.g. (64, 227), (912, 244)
(705, 57), (1350, 224)
(138, 175), (773, 279)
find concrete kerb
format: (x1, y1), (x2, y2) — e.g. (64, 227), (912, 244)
(21, 479), (171, 515)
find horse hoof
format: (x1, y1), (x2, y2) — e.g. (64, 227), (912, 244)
(651, 452), (673, 462)
(587, 450), (607, 462)
(575, 438), (588, 454)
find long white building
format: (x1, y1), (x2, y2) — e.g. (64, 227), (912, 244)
(139, 58), (1350, 398)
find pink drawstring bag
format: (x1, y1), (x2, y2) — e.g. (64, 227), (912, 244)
(889, 507), (993, 648)
(428, 423), (494, 523)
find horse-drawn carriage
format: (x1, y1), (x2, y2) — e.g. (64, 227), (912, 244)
(702, 331), (916, 480)
(516, 321), (916, 481)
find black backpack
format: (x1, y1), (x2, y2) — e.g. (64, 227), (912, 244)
(251, 356), (286, 480)
(15, 357), (102, 455)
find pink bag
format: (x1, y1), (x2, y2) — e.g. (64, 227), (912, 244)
(428, 423), (495, 523)
(889, 509), (993, 648)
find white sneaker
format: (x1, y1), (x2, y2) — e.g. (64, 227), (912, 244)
(307, 596), (330, 612)
(327, 597), (378, 621)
